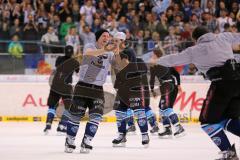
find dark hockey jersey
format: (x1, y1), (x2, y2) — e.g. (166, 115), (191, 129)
(51, 56), (80, 94)
(149, 65), (180, 91)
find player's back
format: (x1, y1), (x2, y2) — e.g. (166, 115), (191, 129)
(53, 56), (80, 85)
(150, 65), (172, 81)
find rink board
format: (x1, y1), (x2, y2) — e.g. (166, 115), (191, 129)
(0, 75), (210, 122)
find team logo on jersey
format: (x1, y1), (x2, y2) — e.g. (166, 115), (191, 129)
(117, 121), (121, 128)
(212, 137), (221, 146)
(134, 110), (145, 118)
(91, 55), (108, 69)
(90, 125), (98, 133)
(71, 126), (79, 133)
(138, 118), (147, 126)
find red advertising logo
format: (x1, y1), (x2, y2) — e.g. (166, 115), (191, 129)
(22, 94), (63, 107)
(174, 91), (205, 112)
(22, 94), (48, 107)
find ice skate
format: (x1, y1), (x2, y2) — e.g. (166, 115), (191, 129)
(80, 137), (93, 154)
(112, 133), (127, 147)
(158, 126), (172, 139)
(56, 124), (67, 136)
(216, 144), (239, 160)
(127, 125), (136, 135)
(174, 124), (186, 138)
(142, 134), (150, 148)
(150, 125), (159, 134)
(43, 124), (51, 135)
(64, 137), (76, 153)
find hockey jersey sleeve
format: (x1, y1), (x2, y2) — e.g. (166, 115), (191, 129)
(137, 58), (150, 94)
(149, 66), (156, 91)
(220, 32), (240, 45)
(74, 59), (80, 73)
(157, 47), (193, 67)
(171, 67), (180, 85)
(55, 56), (62, 67)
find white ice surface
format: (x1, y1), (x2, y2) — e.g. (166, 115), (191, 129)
(0, 122), (239, 160)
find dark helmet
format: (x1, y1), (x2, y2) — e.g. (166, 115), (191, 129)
(120, 48), (136, 63)
(65, 45), (74, 57)
(192, 26), (209, 41)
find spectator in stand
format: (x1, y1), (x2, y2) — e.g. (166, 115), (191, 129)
(23, 4), (35, 24)
(126, 8), (136, 24)
(92, 18), (102, 33)
(202, 11), (218, 32)
(144, 13), (157, 33)
(156, 13), (169, 40)
(36, 3), (48, 29)
(137, 2), (147, 25)
(22, 17), (39, 54)
(146, 31), (159, 52)
(230, 1), (239, 19)
(129, 15), (144, 35)
(215, 0), (227, 17)
(117, 16), (129, 32)
(11, 4), (23, 23)
(143, 30), (151, 53)
(180, 23), (194, 50)
(172, 13), (184, 31)
(1, 8), (11, 26)
(9, 18), (22, 38)
(192, 0), (202, 19)
(152, 31), (161, 49)
(41, 26), (59, 44)
(118, 0), (129, 17)
(78, 14), (86, 34)
(109, 1), (121, 18)
(135, 30), (144, 56)
(58, 0), (72, 23)
(102, 15), (113, 30)
(8, 34), (24, 74)
(80, 0), (96, 26)
(173, 3), (183, 18)
(50, 14), (61, 36)
(38, 22), (48, 38)
(8, 34), (23, 59)
(96, 1), (108, 20)
(72, 3), (80, 23)
(125, 29), (136, 49)
(65, 26), (80, 55)
(41, 26), (60, 53)
(0, 22), (10, 53)
(60, 16), (74, 40)
(182, 0), (192, 22)
(163, 26), (179, 55)
(217, 9), (234, 32)
(48, 4), (56, 21)
(204, 0), (216, 16)
(107, 20), (118, 36)
(80, 25), (95, 46)
(8, 0), (17, 15)
(189, 13), (201, 29)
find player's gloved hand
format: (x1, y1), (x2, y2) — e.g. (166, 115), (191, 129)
(178, 85), (183, 93)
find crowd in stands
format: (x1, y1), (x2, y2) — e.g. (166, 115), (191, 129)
(0, 0), (240, 74)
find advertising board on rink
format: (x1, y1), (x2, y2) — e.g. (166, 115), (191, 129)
(0, 75), (210, 122)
